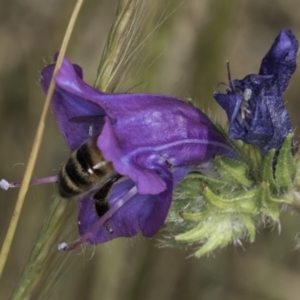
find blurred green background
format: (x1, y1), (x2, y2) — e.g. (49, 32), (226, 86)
(1, 0), (300, 299)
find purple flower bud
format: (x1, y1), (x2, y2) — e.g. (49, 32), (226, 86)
(41, 57), (234, 247)
(214, 29), (298, 155)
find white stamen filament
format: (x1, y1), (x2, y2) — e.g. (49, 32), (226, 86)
(0, 175), (58, 190)
(0, 180), (10, 190)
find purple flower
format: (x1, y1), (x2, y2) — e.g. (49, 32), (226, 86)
(214, 29), (298, 155)
(41, 57), (234, 248)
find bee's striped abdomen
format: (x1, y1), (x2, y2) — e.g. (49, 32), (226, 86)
(58, 139), (114, 198)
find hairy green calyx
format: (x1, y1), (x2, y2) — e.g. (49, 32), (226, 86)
(164, 132), (295, 257)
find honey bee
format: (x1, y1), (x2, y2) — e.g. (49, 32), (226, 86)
(58, 138), (122, 226)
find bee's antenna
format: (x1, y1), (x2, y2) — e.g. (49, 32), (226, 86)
(226, 60), (235, 94)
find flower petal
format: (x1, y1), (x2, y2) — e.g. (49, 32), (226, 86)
(214, 30), (297, 155)
(41, 63), (105, 150)
(78, 167), (177, 243)
(259, 29), (298, 94)
(53, 58), (234, 194)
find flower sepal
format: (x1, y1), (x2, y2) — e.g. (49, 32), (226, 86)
(214, 156), (252, 188)
(274, 134), (296, 190)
